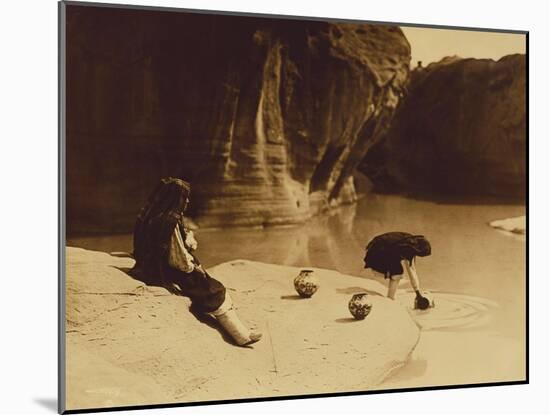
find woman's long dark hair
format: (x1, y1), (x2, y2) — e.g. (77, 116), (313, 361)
(132, 178), (191, 279)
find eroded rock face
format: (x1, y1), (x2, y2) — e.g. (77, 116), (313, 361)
(66, 6), (410, 234)
(65, 247), (420, 410)
(360, 54), (526, 198)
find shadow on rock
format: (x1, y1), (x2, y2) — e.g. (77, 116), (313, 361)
(188, 305), (234, 346)
(335, 317), (359, 323)
(336, 287), (383, 296)
(280, 294), (305, 300)
(112, 266), (234, 346)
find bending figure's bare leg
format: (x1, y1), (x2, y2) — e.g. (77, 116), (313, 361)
(387, 276), (401, 299)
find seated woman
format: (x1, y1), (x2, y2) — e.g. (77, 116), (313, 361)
(132, 177), (262, 346)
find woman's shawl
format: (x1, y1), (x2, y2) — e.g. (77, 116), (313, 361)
(132, 178), (191, 284)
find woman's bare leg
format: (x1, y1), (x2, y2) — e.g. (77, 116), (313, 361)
(387, 276), (400, 299)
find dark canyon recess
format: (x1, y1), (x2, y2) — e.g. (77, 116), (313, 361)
(66, 7), (410, 234)
(359, 54), (526, 199)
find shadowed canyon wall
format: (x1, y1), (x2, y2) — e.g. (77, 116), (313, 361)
(66, 6), (410, 234)
(359, 54), (526, 198)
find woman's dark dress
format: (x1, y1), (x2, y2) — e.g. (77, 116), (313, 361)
(132, 181), (225, 314)
(364, 232), (431, 278)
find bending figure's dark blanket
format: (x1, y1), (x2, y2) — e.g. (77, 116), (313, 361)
(364, 232), (431, 278)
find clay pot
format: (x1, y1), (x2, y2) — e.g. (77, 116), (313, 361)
(349, 293), (373, 320)
(294, 269), (319, 298)
(414, 291), (435, 310)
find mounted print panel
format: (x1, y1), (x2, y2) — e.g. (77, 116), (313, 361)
(59, 1), (527, 413)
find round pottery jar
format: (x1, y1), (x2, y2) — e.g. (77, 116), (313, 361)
(349, 293), (373, 320)
(294, 269), (319, 298)
(414, 291), (435, 310)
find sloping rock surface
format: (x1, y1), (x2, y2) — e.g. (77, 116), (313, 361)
(65, 247), (419, 410)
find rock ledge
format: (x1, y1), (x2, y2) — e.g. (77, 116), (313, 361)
(66, 247), (419, 410)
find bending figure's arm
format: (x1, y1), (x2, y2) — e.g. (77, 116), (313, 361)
(401, 258), (421, 292)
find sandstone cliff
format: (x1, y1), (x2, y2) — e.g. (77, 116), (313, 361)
(66, 6), (410, 234)
(359, 54), (526, 198)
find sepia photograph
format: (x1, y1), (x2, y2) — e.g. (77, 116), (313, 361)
(60, 1), (527, 412)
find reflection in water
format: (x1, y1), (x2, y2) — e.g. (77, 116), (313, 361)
(196, 201), (365, 274)
(68, 194), (526, 385)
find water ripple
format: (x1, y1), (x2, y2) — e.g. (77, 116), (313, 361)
(396, 291), (498, 331)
